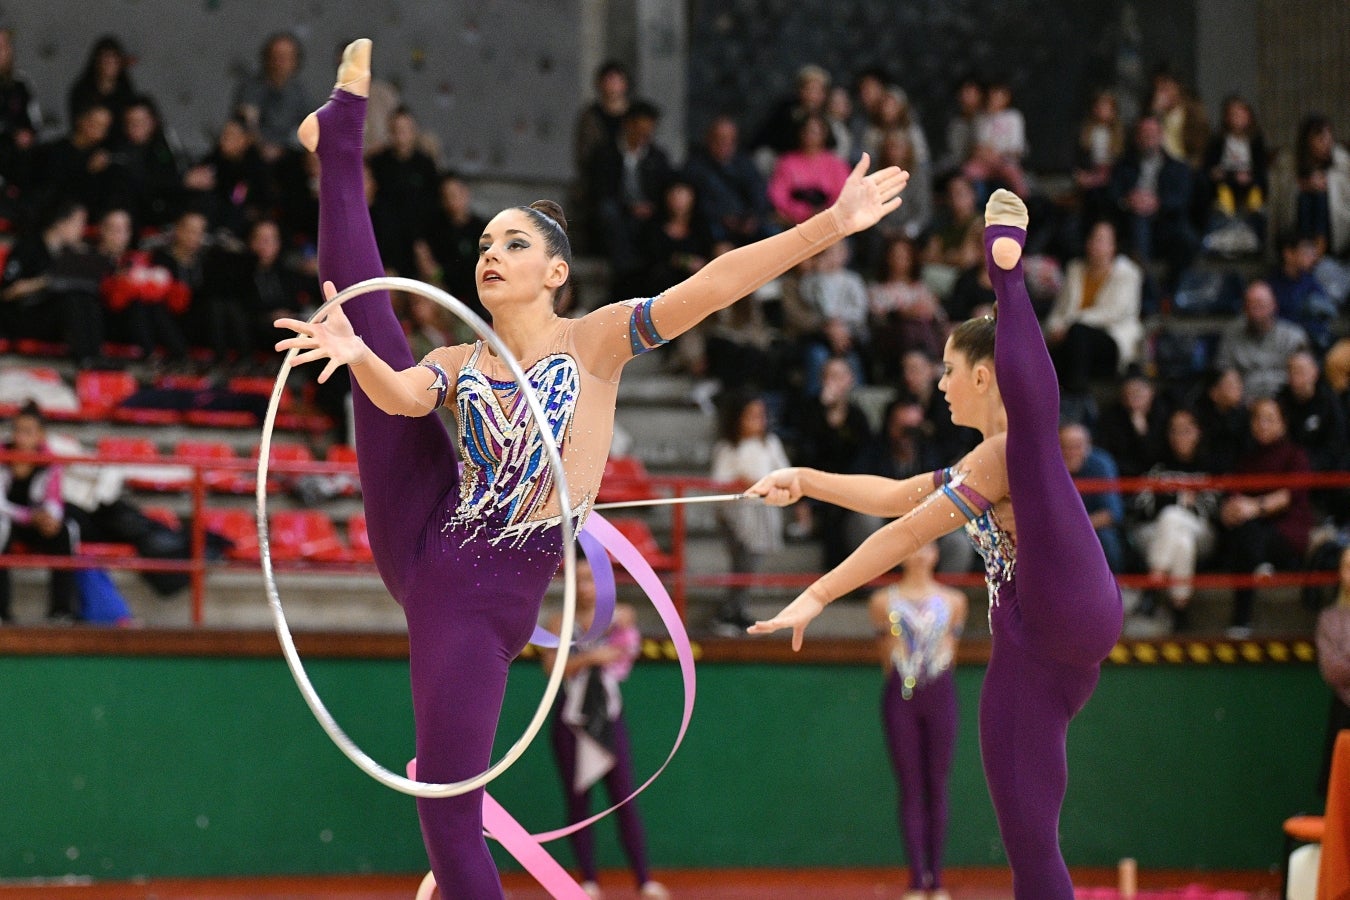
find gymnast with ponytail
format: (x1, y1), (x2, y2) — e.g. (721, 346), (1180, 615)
(272, 38), (909, 898)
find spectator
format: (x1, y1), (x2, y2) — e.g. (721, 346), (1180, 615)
(232, 31), (312, 161)
(824, 85), (856, 163)
(34, 102), (115, 214)
(148, 208), (208, 350)
(767, 114), (852, 226)
(848, 67), (891, 158)
(586, 100), (674, 298)
(66, 35), (137, 142)
(793, 356), (873, 567)
(896, 347), (980, 465)
(107, 95), (181, 231)
(1201, 95), (1267, 247)
(94, 206), (188, 363)
(1059, 422), (1127, 573)
(0, 27), (40, 204)
(1110, 115), (1197, 279)
(574, 60), (633, 178)
(1095, 367), (1167, 478)
(1217, 398), (1313, 637)
(1316, 546), (1350, 796)
(860, 85), (931, 173)
(939, 76), (984, 176)
(1213, 279), (1309, 400)
(366, 106), (439, 276)
(0, 402), (79, 623)
(538, 558), (669, 900)
(1045, 219), (1144, 400)
(1270, 232), (1338, 352)
(1148, 70), (1209, 170)
(1130, 408), (1220, 632)
(1327, 339), (1350, 451)
(860, 128), (931, 252)
(932, 174), (980, 268)
(753, 63), (831, 158)
(420, 172), (489, 323)
(634, 177), (714, 298)
(799, 240), (869, 394)
(1278, 348), (1349, 475)
(962, 79), (1027, 197)
(183, 115), (272, 240)
(0, 198), (105, 364)
(1074, 89), (1125, 223)
(683, 115), (777, 247)
(943, 226), (996, 322)
(1290, 114), (1350, 256)
(868, 234), (947, 376)
(710, 392), (790, 635)
(1191, 366), (1249, 473)
(198, 218), (308, 367)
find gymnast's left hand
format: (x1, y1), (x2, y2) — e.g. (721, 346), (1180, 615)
(829, 154), (909, 235)
(746, 587), (830, 651)
(274, 281), (370, 383)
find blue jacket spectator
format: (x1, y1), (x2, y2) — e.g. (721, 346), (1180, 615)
(1060, 422), (1127, 573)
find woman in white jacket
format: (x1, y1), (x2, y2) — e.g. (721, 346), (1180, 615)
(1046, 219), (1143, 396)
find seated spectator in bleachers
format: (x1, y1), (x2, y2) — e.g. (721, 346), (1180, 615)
(684, 114), (778, 247)
(962, 79), (1027, 198)
(799, 239), (869, 395)
(66, 36), (138, 144)
(867, 234), (947, 378)
(148, 208), (208, 350)
(1059, 422), (1127, 573)
(1200, 95), (1267, 253)
(753, 63), (831, 159)
(767, 114), (852, 227)
(1095, 366), (1167, 478)
(938, 76), (984, 177)
(824, 85), (857, 164)
(587, 100), (674, 299)
(1328, 339), (1350, 450)
(366, 106), (439, 276)
(34, 102), (115, 215)
(848, 67), (890, 159)
(1110, 115), (1197, 282)
(634, 177), (714, 298)
(1278, 348), (1349, 475)
(860, 85), (930, 175)
(0, 27), (40, 211)
(1270, 232), (1338, 353)
(1289, 114), (1350, 258)
(419, 172), (489, 322)
(943, 225), (996, 322)
(854, 130), (932, 278)
(1074, 89), (1125, 225)
(231, 31), (312, 164)
(1148, 69), (1209, 171)
(107, 95), (181, 233)
(1129, 408), (1220, 632)
(0, 198), (105, 364)
(1217, 397), (1313, 637)
(1213, 279), (1310, 400)
(1191, 366), (1249, 474)
(930, 173), (981, 272)
(182, 115), (273, 241)
(574, 60), (633, 179)
(1045, 219), (1144, 405)
(94, 207), (188, 363)
(791, 356), (873, 566)
(0, 402), (79, 623)
(896, 347), (979, 465)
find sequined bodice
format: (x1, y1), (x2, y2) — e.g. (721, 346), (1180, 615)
(887, 591), (953, 694)
(965, 508), (1016, 621)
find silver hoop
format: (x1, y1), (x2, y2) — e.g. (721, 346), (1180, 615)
(257, 275), (577, 798)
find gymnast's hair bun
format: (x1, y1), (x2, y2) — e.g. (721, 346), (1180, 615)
(529, 200), (568, 233)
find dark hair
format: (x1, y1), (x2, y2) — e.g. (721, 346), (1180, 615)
(517, 200), (573, 310)
(625, 100), (661, 122)
(39, 197), (85, 233)
(1297, 114), (1334, 178)
(949, 315), (996, 364)
(596, 60), (630, 82)
(76, 35), (131, 87)
(716, 390), (766, 444)
(16, 400), (42, 425)
(262, 31), (303, 67)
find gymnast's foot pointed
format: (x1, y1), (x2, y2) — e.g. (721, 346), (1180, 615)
(984, 188), (1028, 270)
(298, 38), (372, 152)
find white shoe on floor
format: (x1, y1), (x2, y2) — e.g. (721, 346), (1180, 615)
(640, 881), (670, 899)
(581, 881), (603, 899)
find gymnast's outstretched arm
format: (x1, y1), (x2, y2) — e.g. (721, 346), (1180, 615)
(746, 468), (941, 519)
(571, 156), (908, 379)
(749, 435), (1008, 650)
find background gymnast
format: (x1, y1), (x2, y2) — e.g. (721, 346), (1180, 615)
(273, 38), (908, 898)
(747, 190), (1123, 899)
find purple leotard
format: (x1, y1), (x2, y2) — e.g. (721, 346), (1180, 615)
(314, 89), (564, 898)
(976, 223), (1124, 899)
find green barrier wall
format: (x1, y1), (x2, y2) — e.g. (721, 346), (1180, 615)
(0, 655), (1326, 879)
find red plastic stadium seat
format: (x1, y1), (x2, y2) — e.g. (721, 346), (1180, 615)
(269, 510), (349, 562)
(255, 441), (315, 492)
(98, 436), (191, 492)
(607, 517), (675, 571)
(200, 508), (259, 561)
(347, 513), (373, 563)
(81, 541), (137, 559)
(69, 370), (138, 420)
(597, 456), (655, 504)
(140, 505), (182, 531)
(174, 440), (241, 493)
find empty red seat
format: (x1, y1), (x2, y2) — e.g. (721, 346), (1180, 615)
(597, 456), (655, 504)
(254, 441), (315, 492)
(347, 513), (373, 563)
(184, 408), (257, 429)
(607, 517), (675, 571)
(175, 440), (242, 493)
(98, 437), (191, 492)
(200, 508), (259, 561)
(76, 370), (138, 418)
(269, 510), (349, 562)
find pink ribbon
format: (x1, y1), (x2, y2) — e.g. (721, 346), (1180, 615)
(414, 511), (698, 897)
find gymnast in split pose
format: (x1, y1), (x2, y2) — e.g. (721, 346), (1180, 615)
(274, 39), (908, 898)
(748, 190), (1123, 900)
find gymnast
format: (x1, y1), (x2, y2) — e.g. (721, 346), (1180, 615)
(747, 190), (1123, 900)
(273, 39), (908, 898)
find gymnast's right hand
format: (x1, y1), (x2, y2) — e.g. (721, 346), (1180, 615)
(275, 280), (370, 383)
(746, 467), (807, 506)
